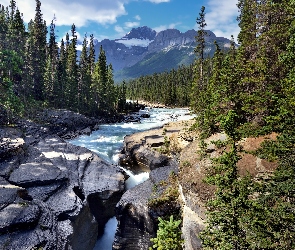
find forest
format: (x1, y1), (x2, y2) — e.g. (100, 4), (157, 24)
(128, 0), (295, 249)
(0, 0), (127, 120)
(191, 1), (295, 249)
(125, 64), (193, 107)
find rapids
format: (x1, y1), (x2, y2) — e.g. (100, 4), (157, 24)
(69, 107), (194, 250)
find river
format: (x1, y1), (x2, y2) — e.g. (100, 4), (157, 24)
(69, 107), (194, 250)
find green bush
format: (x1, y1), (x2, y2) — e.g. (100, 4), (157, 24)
(150, 215), (183, 250)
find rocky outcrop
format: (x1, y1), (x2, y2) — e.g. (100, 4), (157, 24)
(113, 165), (179, 250)
(120, 128), (169, 170)
(0, 110), (126, 250)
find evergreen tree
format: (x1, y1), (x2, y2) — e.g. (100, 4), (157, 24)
(0, 5), (8, 51)
(92, 45), (109, 114)
(29, 0), (47, 101)
(200, 111), (251, 250)
(194, 6), (207, 87)
(65, 24), (79, 110)
(44, 19), (59, 105)
(117, 80), (126, 112)
(78, 35), (91, 113)
(56, 38), (67, 108)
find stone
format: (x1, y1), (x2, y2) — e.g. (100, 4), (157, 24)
(114, 179), (156, 250)
(0, 112), (127, 249)
(0, 202), (40, 234)
(9, 158), (65, 188)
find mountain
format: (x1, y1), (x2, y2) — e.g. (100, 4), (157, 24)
(90, 26), (232, 82)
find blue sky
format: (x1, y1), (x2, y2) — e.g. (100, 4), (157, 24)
(3, 0), (240, 42)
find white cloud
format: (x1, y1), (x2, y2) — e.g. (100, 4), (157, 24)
(115, 38), (152, 47)
(115, 25), (125, 33)
(194, 0), (240, 40)
(124, 21), (140, 28)
(148, 0), (170, 3)
(134, 15), (141, 21)
(2, 0), (128, 27)
(153, 22), (181, 32)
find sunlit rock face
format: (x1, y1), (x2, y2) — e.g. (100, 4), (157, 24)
(0, 115), (125, 249)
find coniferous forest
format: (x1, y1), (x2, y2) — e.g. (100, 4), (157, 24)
(0, 0), (127, 120)
(192, 1), (295, 249)
(127, 0), (295, 249)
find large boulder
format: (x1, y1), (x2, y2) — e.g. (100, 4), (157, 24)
(113, 165), (180, 250)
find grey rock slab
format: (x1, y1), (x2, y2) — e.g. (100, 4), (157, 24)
(0, 202), (40, 234)
(0, 187), (18, 210)
(9, 158), (64, 188)
(0, 228), (47, 250)
(45, 185), (82, 219)
(27, 182), (64, 201)
(82, 155), (125, 197)
(114, 179), (155, 250)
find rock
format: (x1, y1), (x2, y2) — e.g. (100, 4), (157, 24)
(82, 155), (125, 236)
(0, 177), (22, 210)
(60, 204), (98, 250)
(0, 202), (40, 234)
(114, 179), (156, 250)
(0, 105), (8, 125)
(114, 165), (179, 250)
(0, 128), (25, 160)
(27, 183), (64, 201)
(140, 113), (150, 118)
(0, 119), (126, 249)
(122, 133), (169, 170)
(9, 158), (65, 188)
(0, 228), (48, 250)
(182, 203), (204, 250)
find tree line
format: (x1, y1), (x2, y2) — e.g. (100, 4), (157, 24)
(124, 64), (193, 107)
(0, 0), (127, 120)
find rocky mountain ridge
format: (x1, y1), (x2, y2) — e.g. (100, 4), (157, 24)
(89, 26), (232, 82)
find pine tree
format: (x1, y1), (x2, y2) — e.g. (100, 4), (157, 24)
(117, 80), (126, 112)
(29, 0), (47, 101)
(0, 5), (8, 51)
(56, 38), (67, 108)
(44, 19), (59, 105)
(78, 35), (91, 113)
(65, 24), (79, 110)
(92, 45), (109, 114)
(200, 110), (251, 250)
(194, 6), (207, 87)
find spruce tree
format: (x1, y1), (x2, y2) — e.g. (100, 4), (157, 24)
(78, 35), (91, 113)
(31, 0), (47, 101)
(56, 38), (67, 108)
(44, 19), (59, 105)
(200, 110), (251, 250)
(65, 24), (79, 111)
(194, 6), (207, 87)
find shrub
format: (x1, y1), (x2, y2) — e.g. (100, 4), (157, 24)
(149, 215), (183, 250)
